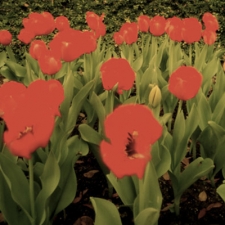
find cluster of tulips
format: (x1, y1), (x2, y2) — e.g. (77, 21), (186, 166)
(0, 9), (223, 225)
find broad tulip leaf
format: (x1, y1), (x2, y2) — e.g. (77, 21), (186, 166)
(0, 51), (6, 67)
(35, 151), (60, 225)
(67, 135), (89, 156)
(25, 52), (39, 76)
(217, 182), (225, 202)
(177, 157), (214, 196)
(90, 197), (122, 225)
(1, 65), (18, 81)
(151, 142), (171, 178)
(51, 144), (78, 217)
(139, 162), (162, 212)
(0, 153), (32, 222)
(61, 70), (75, 122)
(107, 172), (136, 206)
(197, 121), (225, 159)
(89, 92), (106, 134)
(5, 61), (26, 77)
(0, 172), (20, 225)
(194, 44), (208, 70)
(134, 207), (159, 225)
(78, 123), (102, 145)
(66, 79), (94, 134)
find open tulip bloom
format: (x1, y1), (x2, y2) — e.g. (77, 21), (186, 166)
(0, 10), (225, 225)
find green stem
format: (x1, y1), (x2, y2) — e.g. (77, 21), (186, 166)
(29, 156), (35, 225)
(189, 44), (192, 65)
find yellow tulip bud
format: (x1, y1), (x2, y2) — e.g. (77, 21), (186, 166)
(148, 85), (162, 108)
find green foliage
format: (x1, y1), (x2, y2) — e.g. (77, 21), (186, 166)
(0, 0), (225, 63)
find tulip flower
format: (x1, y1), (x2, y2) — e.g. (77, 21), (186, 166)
(0, 30), (12, 46)
(202, 12), (219, 31)
(100, 104), (162, 178)
(149, 15), (166, 36)
(29, 40), (48, 60)
(168, 66), (202, 100)
(38, 49), (62, 75)
(0, 80), (64, 159)
(18, 28), (35, 44)
(100, 58), (135, 94)
(85, 11), (106, 38)
(202, 29), (217, 45)
(55, 15), (70, 31)
(137, 15), (151, 32)
(165, 17), (183, 42)
(181, 18), (202, 44)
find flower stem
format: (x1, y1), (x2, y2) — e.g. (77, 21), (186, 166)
(29, 156), (35, 225)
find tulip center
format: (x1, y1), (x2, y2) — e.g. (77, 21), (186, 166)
(125, 131), (144, 159)
(17, 126), (33, 139)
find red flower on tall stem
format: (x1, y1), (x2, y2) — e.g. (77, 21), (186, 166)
(100, 58), (135, 94)
(55, 16), (70, 31)
(202, 29), (217, 45)
(29, 40), (48, 60)
(202, 12), (219, 32)
(149, 15), (166, 36)
(0, 30), (12, 46)
(0, 80), (64, 159)
(100, 104), (162, 179)
(85, 11), (106, 38)
(181, 18), (202, 44)
(137, 15), (151, 32)
(165, 17), (183, 42)
(168, 66), (202, 100)
(18, 28), (35, 44)
(38, 49), (62, 75)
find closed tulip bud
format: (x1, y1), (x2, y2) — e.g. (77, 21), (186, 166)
(149, 85), (162, 108)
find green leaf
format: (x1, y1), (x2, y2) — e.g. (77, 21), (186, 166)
(107, 172), (137, 206)
(134, 207), (159, 225)
(138, 162), (162, 213)
(0, 172), (19, 225)
(90, 197), (122, 225)
(0, 153), (31, 222)
(151, 142), (171, 178)
(89, 92), (106, 134)
(197, 121), (225, 159)
(5, 61), (26, 77)
(79, 124), (102, 145)
(177, 157), (214, 195)
(35, 151), (60, 225)
(67, 135), (89, 156)
(0, 51), (6, 67)
(65, 79), (94, 134)
(217, 181), (225, 202)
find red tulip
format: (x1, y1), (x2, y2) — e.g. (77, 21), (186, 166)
(38, 49), (62, 75)
(137, 15), (151, 32)
(86, 11), (106, 38)
(119, 22), (138, 45)
(182, 18), (202, 44)
(23, 12), (55, 36)
(55, 16), (70, 31)
(0, 80), (64, 159)
(113, 32), (124, 45)
(100, 58), (135, 94)
(149, 15), (166, 36)
(202, 29), (217, 45)
(202, 12), (219, 31)
(0, 30), (12, 45)
(165, 17), (183, 42)
(100, 104), (162, 178)
(29, 40), (48, 60)
(18, 28), (35, 44)
(168, 66), (202, 100)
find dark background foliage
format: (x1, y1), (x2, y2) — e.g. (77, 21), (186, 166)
(0, 0), (224, 62)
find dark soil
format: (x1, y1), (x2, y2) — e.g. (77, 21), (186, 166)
(51, 151), (225, 225)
